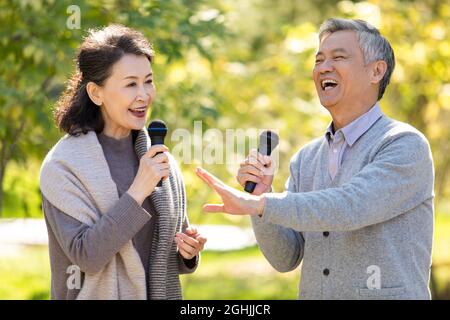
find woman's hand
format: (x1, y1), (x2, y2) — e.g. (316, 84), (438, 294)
(127, 145), (170, 205)
(175, 226), (207, 260)
(196, 167), (265, 216)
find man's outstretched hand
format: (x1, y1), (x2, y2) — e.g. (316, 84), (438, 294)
(195, 167), (265, 216)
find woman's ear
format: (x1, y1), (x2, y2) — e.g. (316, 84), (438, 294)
(370, 60), (387, 84)
(86, 82), (103, 106)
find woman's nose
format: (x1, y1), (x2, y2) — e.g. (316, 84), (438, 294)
(136, 84), (150, 101)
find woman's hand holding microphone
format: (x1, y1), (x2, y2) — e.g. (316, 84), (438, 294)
(127, 145), (170, 206)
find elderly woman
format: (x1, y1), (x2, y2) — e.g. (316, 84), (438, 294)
(40, 25), (206, 300)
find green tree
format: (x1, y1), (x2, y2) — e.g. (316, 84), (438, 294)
(0, 0), (226, 215)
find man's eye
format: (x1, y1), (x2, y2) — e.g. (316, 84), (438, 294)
(127, 82), (136, 87)
(334, 56), (345, 60)
(315, 59), (323, 64)
(145, 79), (153, 84)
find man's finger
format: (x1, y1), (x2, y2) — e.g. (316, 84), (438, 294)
(195, 167), (217, 189)
(238, 173), (261, 185)
(240, 165), (264, 177)
(203, 204), (225, 213)
(196, 167), (225, 187)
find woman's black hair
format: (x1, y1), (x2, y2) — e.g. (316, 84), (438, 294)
(54, 24), (154, 136)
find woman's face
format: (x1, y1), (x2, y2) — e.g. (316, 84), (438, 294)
(97, 54), (155, 138)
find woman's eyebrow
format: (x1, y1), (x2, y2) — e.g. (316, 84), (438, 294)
(123, 73), (153, 80)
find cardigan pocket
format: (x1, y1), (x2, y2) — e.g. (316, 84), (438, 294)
(358, 286), (406, 299)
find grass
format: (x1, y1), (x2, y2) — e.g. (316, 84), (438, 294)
(0, 214), (449, 300)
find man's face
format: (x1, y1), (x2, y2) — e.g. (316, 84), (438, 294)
(313, 30), (373, 111)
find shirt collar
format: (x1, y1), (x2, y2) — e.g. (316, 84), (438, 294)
(325, 102), (383, 147)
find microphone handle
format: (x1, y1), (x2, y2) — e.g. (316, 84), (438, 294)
(244, 181), (257, 193)
(244, 147), (265, 194)
(151, 138), (165, 187)
(154, 150), (163, 187)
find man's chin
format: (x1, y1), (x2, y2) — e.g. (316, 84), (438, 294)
(320, 99), (338, 110)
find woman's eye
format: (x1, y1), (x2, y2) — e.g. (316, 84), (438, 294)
(127, 82), (136, 87)
(334, 56), (344, 60)
(145, 79), (153, 84)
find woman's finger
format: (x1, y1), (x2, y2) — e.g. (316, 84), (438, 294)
(178, 246), (194, 259)
(196, 235), (207, 245)
(145, 145), (169, 158)
(185, 226), (197, 235)
(176, 233), (199, 248)
(177, 239), (196, 256)
(152, 152), (169, 163)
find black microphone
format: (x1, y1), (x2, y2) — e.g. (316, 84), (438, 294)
(147, 120), (168, 187)
(244, 130), (279, 193)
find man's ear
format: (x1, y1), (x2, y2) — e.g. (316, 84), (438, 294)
(370, 60), (387, 84)
(86, 82), (103, 106)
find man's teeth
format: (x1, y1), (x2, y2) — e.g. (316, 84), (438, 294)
(321, 79), (338, 90)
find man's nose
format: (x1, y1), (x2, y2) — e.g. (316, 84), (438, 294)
(317, 59), (334, 74)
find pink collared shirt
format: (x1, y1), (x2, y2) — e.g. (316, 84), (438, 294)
(325, 103), (383, 180)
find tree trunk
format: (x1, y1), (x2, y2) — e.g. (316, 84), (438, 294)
(0, 137), (7, 217)
(0, 119), (26, 217)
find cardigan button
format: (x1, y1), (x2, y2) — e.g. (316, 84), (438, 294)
(323, 268), (330, 276)
(323, 231), (329, 237)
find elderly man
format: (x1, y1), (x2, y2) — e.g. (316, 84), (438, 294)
(196, 18), (434, 300)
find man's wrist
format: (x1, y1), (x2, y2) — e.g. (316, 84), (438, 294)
(250, 194), (266, 217)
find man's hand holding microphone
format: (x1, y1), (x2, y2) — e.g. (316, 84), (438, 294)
(196, 130), (279, 216)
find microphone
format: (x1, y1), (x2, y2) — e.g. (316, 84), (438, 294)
(147, 120), (168, 187)
(244, 130), (279, 193)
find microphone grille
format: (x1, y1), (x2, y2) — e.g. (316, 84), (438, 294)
(259, 130), (279, 155)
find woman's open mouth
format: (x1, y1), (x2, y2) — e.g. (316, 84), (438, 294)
(128, 107), (147, 118)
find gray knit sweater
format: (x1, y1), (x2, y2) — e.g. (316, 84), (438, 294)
(42, 132), (197, 300)
(252, 115), (434, 299)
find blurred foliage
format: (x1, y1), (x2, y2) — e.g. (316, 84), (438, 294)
(1, 0), (449, 220)
(0, 0), (450, 299)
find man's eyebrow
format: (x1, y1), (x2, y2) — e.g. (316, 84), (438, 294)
(331, 48), (349, 54)
(123, 73), (153, 80)
(316, 48), (349, 57)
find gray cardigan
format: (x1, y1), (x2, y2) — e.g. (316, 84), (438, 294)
(252, 115), (434, 299)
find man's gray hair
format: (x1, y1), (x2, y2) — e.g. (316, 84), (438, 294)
(318, 18), (395, 100)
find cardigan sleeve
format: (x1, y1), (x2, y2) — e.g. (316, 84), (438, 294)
(250, 151), (305, 272)
(261, 130), (434, 232)
(43, 192), (152, 274)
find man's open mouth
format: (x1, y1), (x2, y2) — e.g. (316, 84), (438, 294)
(321, 79), (338, 91)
